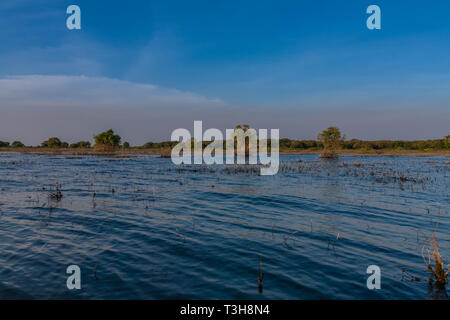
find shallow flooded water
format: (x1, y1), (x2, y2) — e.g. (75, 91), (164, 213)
(0, 153), (449, 299)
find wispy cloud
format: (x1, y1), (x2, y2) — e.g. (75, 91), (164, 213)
(0, 75), (227, 145)
(1, 75), (449, 146)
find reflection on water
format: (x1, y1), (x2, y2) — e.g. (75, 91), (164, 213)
(0, 153), (449, 299)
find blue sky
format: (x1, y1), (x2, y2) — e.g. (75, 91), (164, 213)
(0, 1), (449, 144)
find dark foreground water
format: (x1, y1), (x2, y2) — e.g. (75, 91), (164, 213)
(0, 153), (449, 299)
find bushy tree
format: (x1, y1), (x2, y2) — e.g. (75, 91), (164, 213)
(235, 124), (250, 132)
(11, 141), (25, 148)
(42, 137), (62, 148)
(122, 142), (130, 148)
(0, 141), (9, 147)
(232, 124), (257, 157)
(317, 127), (345, 158)
(94, 129), (121, 148)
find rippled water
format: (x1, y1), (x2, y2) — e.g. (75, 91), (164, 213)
(0, 153), (449, 299)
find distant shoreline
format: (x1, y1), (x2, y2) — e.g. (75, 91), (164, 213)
(1, 147), (449, 157)
(279, 149), (450, 157)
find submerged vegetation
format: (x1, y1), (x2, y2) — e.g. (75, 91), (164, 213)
(422, 231), (449, 287)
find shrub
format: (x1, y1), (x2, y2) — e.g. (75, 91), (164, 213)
(42, 137), (63, 148)
(94, 129), (121, 149)
(0, 141), (10, 147)
(122, 142), (130, 148)
(69, 141), (91, 148)
(11, 141), (25, 148)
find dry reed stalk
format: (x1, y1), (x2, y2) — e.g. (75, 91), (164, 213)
(422, 231), (449, 286)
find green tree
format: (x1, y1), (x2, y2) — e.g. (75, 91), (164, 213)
(42, 137), (63, 148)
(122, 142), (130, 148)
(232, 124), (257, 157)
(11, 141), (25, 148)
(317, 127), (345, 158)
(94, 129), (121, 149)
(0, 141), (9, 147)
(235, 124), (250, 132)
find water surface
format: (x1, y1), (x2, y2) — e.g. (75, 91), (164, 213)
(0, 153), (449, 299)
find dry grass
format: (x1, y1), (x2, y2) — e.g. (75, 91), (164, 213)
(159, 148), (172, 158)
(422, 231), (449, 286)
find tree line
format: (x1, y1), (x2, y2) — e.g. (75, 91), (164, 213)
(0, 128), (449, 152)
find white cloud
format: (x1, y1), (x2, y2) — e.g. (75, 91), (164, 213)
(0, 75), (227, 145)
(0, 75), (448, 146)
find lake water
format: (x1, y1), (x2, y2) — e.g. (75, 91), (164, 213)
(0, 153), (449, 299)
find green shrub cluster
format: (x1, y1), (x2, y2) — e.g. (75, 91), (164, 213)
(69, 141), (91, 148)
(11, 141), (25, 148)
(94, 129), (121, 148)
(41, 137), (69, 148)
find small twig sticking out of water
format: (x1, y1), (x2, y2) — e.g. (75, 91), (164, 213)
(175, 227), (186, 243)
(326, 232), (340, 260)
(401, 268), (421, 282)
(258, 255), (263, 294)
(94, 261), (99, 280)
(151, 187), (156, 201)
(92, 191), (96, 208)
(48, 182), (63, 201)
(283, 230), (300, 248)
